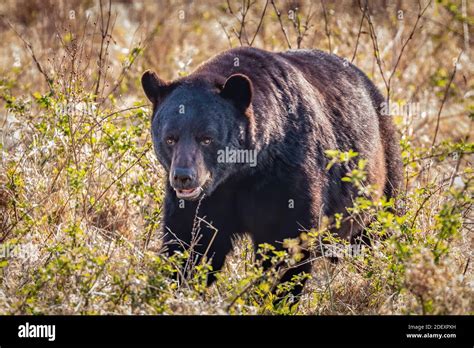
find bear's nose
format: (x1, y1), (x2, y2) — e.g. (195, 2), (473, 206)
(172, 167), (195, 187)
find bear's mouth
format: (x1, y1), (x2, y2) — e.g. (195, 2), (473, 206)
(175, 187), (203, 200)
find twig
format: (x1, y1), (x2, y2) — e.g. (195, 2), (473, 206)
(352, 0), (368, 62)
(362, 0), (389, 93)
(387, 0), (432, 91)
(3, 18), (54, 94)
(270, 0), (292, 49)
(320, 0), (332, 53)
(94, 0), (113, 102)
(431, 50), (463, 148)
(362, 0), (432, 104)
(288, 3), (315, 48)
(218, 20), (234, 48)
(249, 0), (269, 46)
(87, 145), (151, 214)
(228, 0), (255, 46)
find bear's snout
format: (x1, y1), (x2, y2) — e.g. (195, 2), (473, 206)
(170, 166), (205, 200)
(172, 167), (196, 188)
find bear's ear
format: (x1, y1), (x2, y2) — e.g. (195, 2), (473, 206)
(141, 70), (172, 108)
(220, 74), (253, 111)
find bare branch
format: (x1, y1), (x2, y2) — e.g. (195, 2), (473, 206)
(249, 0), (269, 46)
(3, 18), (54, 94)
(320, 0), (332, 53)
(352, 0), (368, 62)
(431, 50), (463, 148)
(270, 0), (292, 49)
(387, 0), (432, 88)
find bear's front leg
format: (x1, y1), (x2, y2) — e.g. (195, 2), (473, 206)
(161, 188), (238, 285)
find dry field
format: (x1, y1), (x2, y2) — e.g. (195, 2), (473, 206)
(0, 0), (472, 314)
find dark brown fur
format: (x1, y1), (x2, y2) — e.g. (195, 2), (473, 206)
(142, 47), (403, 299)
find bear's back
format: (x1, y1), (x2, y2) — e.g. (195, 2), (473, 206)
(187, 47), (402, 198)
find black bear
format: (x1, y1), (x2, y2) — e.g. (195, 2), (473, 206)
(141, 47), (402, 298)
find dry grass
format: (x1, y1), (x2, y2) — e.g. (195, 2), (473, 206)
(0, 0), (472, 314)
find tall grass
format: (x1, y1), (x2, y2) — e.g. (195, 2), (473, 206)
(0, 0), (472, 314)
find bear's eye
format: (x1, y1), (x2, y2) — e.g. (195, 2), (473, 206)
(200, 137), (212, 146)
(165, 137), (176, 146)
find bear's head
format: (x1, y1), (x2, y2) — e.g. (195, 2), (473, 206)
(142, 70), (255, 201)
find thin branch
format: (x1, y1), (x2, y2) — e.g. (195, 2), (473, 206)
(362, 0), (389, 93)
(270, 0), (292, 49)
(431, 50), (463, 148)
(361, 0), (432, 105)
(218, 20), (234, 48)
(387, 0), (432, 88)
(352, 0), (368, 62)
(3, 18), (54, 94)
(288, 3), (315, 48)
(249, 0), (269, 46)
(94, 0), (113, 101)
(320, 0), (332, 53)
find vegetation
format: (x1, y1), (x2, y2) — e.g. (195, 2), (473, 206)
(0, 0), (472, 314)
